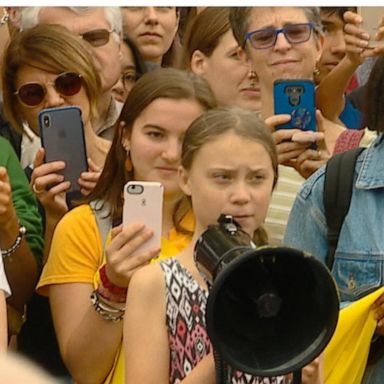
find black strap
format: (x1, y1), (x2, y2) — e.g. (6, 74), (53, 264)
(323, 147), (364, 271)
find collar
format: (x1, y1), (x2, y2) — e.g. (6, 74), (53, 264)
(356, 134), (384, 189)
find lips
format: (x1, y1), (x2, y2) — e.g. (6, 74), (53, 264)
(140, 32), (161, 38)
(271, 59), (298, 66)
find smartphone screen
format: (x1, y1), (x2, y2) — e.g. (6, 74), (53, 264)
(39, 106), (88, 197)
(273, 79), (316, 132)
(123, 181), (164, 256)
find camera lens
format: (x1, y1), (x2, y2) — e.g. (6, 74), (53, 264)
(43, 115), (50, 128)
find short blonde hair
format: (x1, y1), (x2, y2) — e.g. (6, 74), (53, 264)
(2, 23), (102, 134)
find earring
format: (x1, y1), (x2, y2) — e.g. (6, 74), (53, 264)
(125, 150), (132, 172)
(313, 66), (320, 76)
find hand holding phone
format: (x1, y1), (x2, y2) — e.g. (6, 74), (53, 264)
(38, 106), (88, 197)
(273, 79), (316, 132)
(123, 181), (163, 257)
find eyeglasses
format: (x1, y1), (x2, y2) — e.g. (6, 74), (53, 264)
(246, 23), (314, 50)
(79, 28), (113, 47)
(122, 70), (139, 90)
(14, 72), (83, 107)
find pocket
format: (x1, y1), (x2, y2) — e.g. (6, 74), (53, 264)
(332, 253), (382, 302)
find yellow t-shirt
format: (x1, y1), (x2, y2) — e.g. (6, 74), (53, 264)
(37, 203), (194, 383)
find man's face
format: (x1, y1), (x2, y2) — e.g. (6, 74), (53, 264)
(316, 12), (346, 82)
(39, 7), (121, 93)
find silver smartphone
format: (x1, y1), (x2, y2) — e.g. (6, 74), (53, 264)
(123, 181), (164, 256)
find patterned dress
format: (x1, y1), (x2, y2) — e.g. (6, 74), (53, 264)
(160, 258), (286, 384)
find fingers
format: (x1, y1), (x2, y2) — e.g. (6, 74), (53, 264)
(87, 157), (102, 173)
(107, 223), (147, 253)
(264, 114), (291, 132)
(78, 170), (100, 196)
(0, 166), (9, 184)
(106, 223), (160, 287)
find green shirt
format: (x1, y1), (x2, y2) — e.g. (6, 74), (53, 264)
(0, 137), (43, 266)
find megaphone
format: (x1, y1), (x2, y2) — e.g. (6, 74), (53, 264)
(194, 215), (339, 381)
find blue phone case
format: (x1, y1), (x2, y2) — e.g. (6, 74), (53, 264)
(273, 79), (316, 131)
(38, 106), (88, 197)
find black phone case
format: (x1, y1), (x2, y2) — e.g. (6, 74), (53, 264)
(39, 106), (88, 196)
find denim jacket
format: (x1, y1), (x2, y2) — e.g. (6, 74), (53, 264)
(284, 134), (384, 305)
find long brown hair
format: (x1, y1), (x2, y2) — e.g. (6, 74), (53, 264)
(86, 67), (217, 227)
(181, 106), (278, 244)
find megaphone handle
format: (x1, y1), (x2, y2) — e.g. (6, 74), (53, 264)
(213, 349), (229, 384)
(292, 369), (302, 384)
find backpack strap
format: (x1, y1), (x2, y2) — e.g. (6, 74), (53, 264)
(323, 147), (364, 271)
(90, 200), (112, 250)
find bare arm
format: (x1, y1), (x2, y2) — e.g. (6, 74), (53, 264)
(124, 265), (170, 383)
(45, 211), (159, 383)
(316, 56), (361, 123)
(50, 283), (124, 384)
(0, 167), (38, 311)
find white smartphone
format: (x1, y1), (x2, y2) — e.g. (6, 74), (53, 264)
(358, 7), (384, 48)
(123, 181), (164, 256)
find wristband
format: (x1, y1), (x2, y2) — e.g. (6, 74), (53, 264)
(1, 224), (26, 259)
(99, 264), (128, 296)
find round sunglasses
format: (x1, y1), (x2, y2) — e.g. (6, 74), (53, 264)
(14, 72), (83, 107)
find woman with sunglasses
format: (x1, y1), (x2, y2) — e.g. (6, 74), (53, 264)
(2, 23), (110, 378)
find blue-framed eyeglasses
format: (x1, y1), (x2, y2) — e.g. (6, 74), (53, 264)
(245, 23), (314, 50)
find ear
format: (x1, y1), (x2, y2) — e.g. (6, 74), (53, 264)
(190, 50), (208, 76)
(121, 127), (130, 152)
(315, 34), (325, 63)
(178, 166), (192, 196)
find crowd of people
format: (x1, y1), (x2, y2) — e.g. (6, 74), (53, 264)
(0, 5), (384, 384)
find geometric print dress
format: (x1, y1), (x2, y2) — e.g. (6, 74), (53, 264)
(160, 258), (286, 384)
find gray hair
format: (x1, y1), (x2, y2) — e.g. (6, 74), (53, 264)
(230, 6), (322, 48)
(20, 6), (122, 36)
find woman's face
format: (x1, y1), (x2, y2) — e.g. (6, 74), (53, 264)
(15, 64), (91, 135)
(124, 97), (204, 199)
(179, 131), (275, 237)
(194, 30), (261, 111)
(112, 42), (137, 103)
(245, 7), (323, 89)
(122, 7), (179, 65)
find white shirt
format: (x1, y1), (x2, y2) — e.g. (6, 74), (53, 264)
(0, 254), (11, 297)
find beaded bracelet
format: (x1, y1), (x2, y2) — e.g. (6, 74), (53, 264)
(1, 225), (26, 259)
(99, 264), (128, 296)
(90, 290), (125, 322)
(97, 282), (127, 303)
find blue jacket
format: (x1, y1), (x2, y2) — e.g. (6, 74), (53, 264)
(284, 134), (384, 306)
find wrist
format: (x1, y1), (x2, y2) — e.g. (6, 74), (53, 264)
(98, 265), (127, 302)
(1, 223), (27, 259)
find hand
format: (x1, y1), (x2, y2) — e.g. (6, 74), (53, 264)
(0, 166), (17, 229)
(265, 114), (324, 168)
(294, 147), (330, 179)
(30, 147), (70, 219)
(372, 292), (384, 336)
(302, 355), (323, 384)
(78, 158), (102, 196)
(105, 223), (160, 288)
